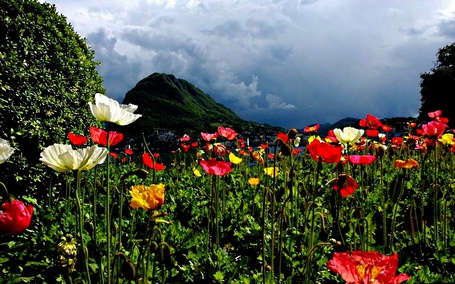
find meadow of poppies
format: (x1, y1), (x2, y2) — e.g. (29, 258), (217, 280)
(1, 94), (455, 283)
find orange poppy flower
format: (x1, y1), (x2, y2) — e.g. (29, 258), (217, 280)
(304, 124), (320, 133)
(395, 158), (418, 169)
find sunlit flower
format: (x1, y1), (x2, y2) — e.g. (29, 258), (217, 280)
(0, 199), (34, 234)
(68, 132), (88, 146)
(89, 93), (142, 125)
(349, 155), (376, 165)
(277, 132), (288, 143)
(200, 159), (232, 176)
(252, 150), (264, 164)
(304, 124), (320, 133)
(428, 110), (442, 119)
(201, 132), (219, 142)
(40, 144), (108, 172)
(142, 153), (166, 171)
(307, 139), (342, 163)
(218, 126), (238, 140)
(422, 120), (447, 137)
(439, 133), (455, 145)
(292, 148), (303, 156)
(129, 183), (165, 211)
(193, 167), (202, 177)
(109, 152), (118, 159)
(391, 137), (403, 146)
(359, 114), (382, 129)
(229, 152), (242, 165)
(125, 149), (134, 155)
(181, 143), (191, 153)
(381, 125), (392, 132)
(0, 138), (14, 164)
(333, 127), (364, 147)
(213, 144), (227, 156)
(307, 135), (322, 144)
(327, 251), (410, 284)
(395, 158), (419, 169)
(90, 127), (124, 147)
(366, 129), (380, 137)
(294, 137), (301, 147)
(248, 177), (260, 186)
(264, 167), (279, 177)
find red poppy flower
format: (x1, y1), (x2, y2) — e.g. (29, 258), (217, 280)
(327, 251), (410, 284)
(416, 128), (425, 136)
(201, 132), (219, 142)
(277, 132), (288, 143)
(292, 148), (303, 156)
(0, 199), (34, 234)
(422, 121), (447, 137)
(191, 142), (198, 148)
(200, 159), (232, 176)
(333, 174), (358, 197)
(366, 129), (379, 137)
(428, 110), (442, 119)
(218, 126), (238, 140)
(391, 137), (403, 146)
(213, 144), (227, 156)
(304, 124), (320, 133)
(142, 153), (166, 171)
(260, 143), (269, 149)
(325, 130), (339, 143)
(408, 122), (417, 128)
(68, 132), (88, 146)
(268, 153), (275, 160)
(181, 143), (191, 153)
(180, 134), (191, 142)
(125, 149), (134, 155)
(109, 152), (118, 159)
(153, 153), (160, 159)
(90, 127), (124, 147)
(307, 139), (342, 163)
(381, 125), (392, 132)
(359, 114), (382, 129)
(348, 155), (376, 165)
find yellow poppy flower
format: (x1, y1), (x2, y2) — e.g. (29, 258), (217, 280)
(193, 167), (202, 177)
(439, 133), (455, 145)
(130, 183), (165, 211)
(229, 152), (242, 165)
(264, 167), (279, 177)
(248, 177), (260, 186)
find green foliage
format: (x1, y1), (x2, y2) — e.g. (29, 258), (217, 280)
(418, 42), (455, 128)
(0, 0), (104, 195)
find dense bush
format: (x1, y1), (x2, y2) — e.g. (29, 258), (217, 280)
(0, 0), (104, 195)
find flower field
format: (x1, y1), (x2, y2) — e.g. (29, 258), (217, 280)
(1, 94), (455, 283)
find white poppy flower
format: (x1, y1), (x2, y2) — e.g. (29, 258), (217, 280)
(0, 138), (14, 164)
(40, 144), (108, 172)
(333, 127), (364, 146)
(89, 93), (142, 125)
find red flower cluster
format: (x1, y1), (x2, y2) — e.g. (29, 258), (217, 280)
(142, 153), (166, 171)
(307, 139), (342, 163)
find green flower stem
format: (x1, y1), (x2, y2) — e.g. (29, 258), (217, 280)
(106, 130), (112, 284)
(75, 170), (91, 284)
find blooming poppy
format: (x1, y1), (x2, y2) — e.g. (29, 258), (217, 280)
(408, 122), (416, 128)
(248, 177), (260, 186)
(391, 137), (403, 146)
(277, 132), (288, 143)
(193, 167), (202, 177)
(90, 127), (124, 147)
(125, 149), (134, 155)
(191, 142), (199, 148)
(333, 127), (364, 147)
(395, 158), (419, 169)
(428, 110), (442, 119)
(129, 183), (165, 211)
(0, 138), (14, 164)
(292, 148), (303, 156)
(201, 132), (219, 142)
(89, 93), (142, 125)
(180, 134), (191, 142)
(68, 132), (88, 146)
(251, 150), (264, 164)
(40, 144), (108, 172)
(307, 139), (342, 163)
(304, 124), (320, 133)
(0, 199), (34, 234)
(439, 133), (455, 145)
(213, 144), (227, 156)
(422, 121), (447, 137)
(381, 125), (392, 132)
(333, 174), (358, 197)
(181, 143), (191, 153)
(264, 167), (279, 177)
(325, 130), (339, 143)
(327, 250), (410, 284)
(109, 152), (118, 159)
(348, 155), (376, 165)
(142, 153), (166, 171)
(366, 129), (380, 137)
(200, 159), (232, 176)
(359, 114), (382, 129)
(228, 152), (242, 165)
(268, 153), (275, 160)
(218, 126), (238, 140)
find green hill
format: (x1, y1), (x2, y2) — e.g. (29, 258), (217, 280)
(118, 73), (282, 138)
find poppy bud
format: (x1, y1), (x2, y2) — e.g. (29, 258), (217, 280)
(0, 199), (34, 234)
(287, 128), (298, 140)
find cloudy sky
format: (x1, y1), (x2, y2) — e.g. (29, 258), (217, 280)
(41, 0), (455, 129)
